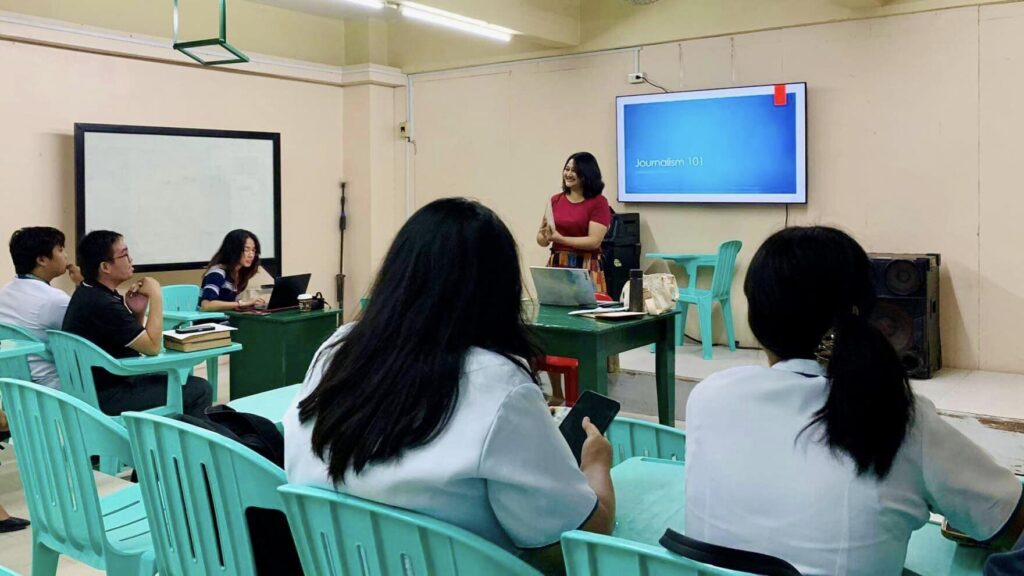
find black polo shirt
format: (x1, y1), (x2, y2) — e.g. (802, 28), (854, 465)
(62, 281), (145, 391)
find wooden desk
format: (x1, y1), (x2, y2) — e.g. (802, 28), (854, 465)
(226, 309), (341, 399)
(610, 457), (991, 576)
(526, 303), (678, 425)
(0, 339), (46, 381)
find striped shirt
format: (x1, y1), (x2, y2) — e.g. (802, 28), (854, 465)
(200, 266), (237, 303)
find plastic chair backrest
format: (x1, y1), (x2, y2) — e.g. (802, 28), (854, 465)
(278, 484), (542, 576)
(123, 412), (289, 576)
(606, 417), (686, 466)
(561, 531), (752, 576)
(162, 284), (202, 313)
(46, 330), (124, 409)
(0, 322), (53, 362)
(0, 378), (135, 569)
(709, 241), (742, 299)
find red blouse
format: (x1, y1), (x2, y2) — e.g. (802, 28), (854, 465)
(550, 193), (611, 255)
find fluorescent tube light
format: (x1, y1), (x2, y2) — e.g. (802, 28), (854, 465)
(341, 0), (385, 9)
(399, 2), (515, 42)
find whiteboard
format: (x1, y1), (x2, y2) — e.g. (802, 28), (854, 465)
(75, 125), (280, 272)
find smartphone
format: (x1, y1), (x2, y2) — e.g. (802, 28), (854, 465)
(176, 324), (215, 334)
(940, 519), (988, 548)
(559, 391), (620, 465)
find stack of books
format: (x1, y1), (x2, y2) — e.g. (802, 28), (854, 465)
(163, 324), (236, 352)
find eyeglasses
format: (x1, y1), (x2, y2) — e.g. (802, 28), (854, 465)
(109, 249), (131, 262)
(243, 247), (258, 255)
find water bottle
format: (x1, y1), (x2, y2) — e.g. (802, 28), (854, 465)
(628, 269), (644, 313)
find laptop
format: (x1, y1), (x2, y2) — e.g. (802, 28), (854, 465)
(263, 273), (311, 312)
(531, 267), (617, 308)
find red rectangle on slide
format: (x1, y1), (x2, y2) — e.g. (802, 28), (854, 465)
(774, 84), (787, 106)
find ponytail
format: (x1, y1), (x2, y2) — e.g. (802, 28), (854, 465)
(808, 312), (915, 479)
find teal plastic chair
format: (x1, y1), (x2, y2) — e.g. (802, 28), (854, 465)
(46, 330), (183, 417)
(161, 284), (221, 388)
(0, 322), (54, 364)
(278, 484), (542, 576)
(676, 240), (742, 360)
(123, 412), (291, 576)
(0, 565), (21, 576)
(0, 378), (155, 576)
(561, 531), (751, 576)
(607, 417), (686, 466)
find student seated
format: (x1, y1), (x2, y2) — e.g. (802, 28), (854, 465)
(199, 229), (265, 311)
(283, 198), (615, 573)
(62, 230), (212, 418)
(0, 226), (82, 389)
(684, 226), (1024, 575)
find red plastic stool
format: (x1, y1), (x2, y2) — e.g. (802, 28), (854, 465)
(537, 292), (613, 406)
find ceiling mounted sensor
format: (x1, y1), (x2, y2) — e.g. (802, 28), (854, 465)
(398, 2), (517, 42)
(172, 0), (249, 65)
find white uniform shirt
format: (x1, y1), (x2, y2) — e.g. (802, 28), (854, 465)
(0, 277), (69, 388)
(685, 359), (1022, 576)
(284, 324), (598, 551)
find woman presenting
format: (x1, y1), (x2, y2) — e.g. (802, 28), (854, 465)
(536, 151), (611, 290)
(536, 152), (612, 404)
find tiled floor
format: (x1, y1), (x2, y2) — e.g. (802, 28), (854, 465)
(4, 346), (1024, 573)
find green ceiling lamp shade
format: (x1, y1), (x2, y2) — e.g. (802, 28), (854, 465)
(173, 0), (249, 65)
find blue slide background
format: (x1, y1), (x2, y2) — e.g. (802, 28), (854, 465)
(622, 94), (797, 195)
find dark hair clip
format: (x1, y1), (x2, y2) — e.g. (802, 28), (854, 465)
(815, 328), (837, 366)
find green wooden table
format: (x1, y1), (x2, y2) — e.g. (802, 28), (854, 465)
(0, 339), (46, 381)
(226, 309), (342, 400)
(526, 303), (678, 426)
(611, 457), (991, 575)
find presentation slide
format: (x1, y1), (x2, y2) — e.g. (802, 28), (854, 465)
(616, 83), (806, 204)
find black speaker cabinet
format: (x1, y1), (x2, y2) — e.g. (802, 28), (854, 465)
(868, 253), (941, 379)
(604, 213), (640, 246)
(601, 244), (640, 301)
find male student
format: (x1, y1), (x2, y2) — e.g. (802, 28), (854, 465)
(63, 230), (212, 418)
(0, 226), (82, 388)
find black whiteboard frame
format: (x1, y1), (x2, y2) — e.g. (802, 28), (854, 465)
(74, 123), (282, 275)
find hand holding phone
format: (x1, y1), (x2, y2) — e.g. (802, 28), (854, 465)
(940, 518), (989, 548)
(559, 391), (620, 465)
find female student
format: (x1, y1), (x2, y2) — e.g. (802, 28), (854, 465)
(684, 226), (1024, 575)
(283, 198), (615, 573)
(199, 229), (264, 311)
(536, 152), (613, 404)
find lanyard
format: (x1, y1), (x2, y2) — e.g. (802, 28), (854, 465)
(16, 274), (48, 284)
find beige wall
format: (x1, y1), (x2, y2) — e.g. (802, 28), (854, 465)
(409, 4), (1024, 372)
(0, 39), (345, 305)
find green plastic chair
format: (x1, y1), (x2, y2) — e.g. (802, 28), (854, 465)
(676, 240), (742, 360)
(278, 484), (542, 576)
(123, 412), (291, 576)
(161, 284), (221, 388)
(561, 531), (751, 576)
(607, 417), (686, 467)
(0, 378), (155, 576)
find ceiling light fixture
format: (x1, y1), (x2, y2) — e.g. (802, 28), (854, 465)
(340, 0), (386, 9)
(399, 2), (516, 42)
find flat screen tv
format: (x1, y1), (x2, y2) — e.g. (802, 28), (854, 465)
(616, 82), (807, 204)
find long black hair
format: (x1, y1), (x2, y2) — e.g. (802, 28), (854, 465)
(205, 229), (261, 292)
(561, 151), (605, 199)
(744, 226), (914, 479)
(298, 198), (539, 483)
